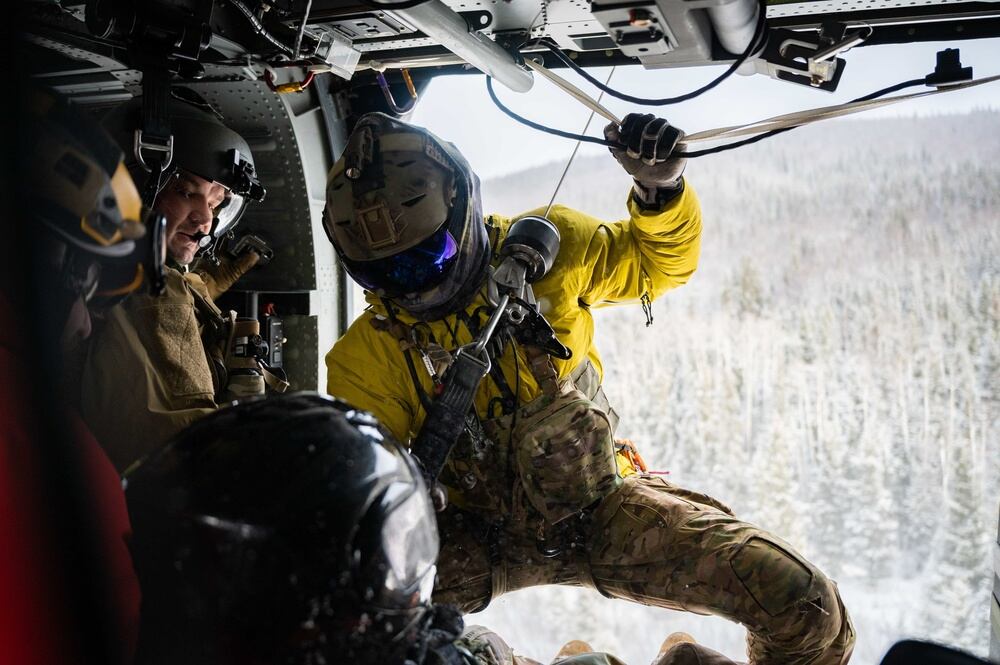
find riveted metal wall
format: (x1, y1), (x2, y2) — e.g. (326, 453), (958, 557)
(182, 79), (343, 392)
(187, 80), (319, 292)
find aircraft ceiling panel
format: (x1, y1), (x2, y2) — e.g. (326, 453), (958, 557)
(768, 0), (999, 18)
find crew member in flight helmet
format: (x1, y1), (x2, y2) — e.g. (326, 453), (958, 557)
(77, 89), (272, 472)
(321, 112), (854, 665)
(1, 87), (166, 665)
(123, 392), (744, 665)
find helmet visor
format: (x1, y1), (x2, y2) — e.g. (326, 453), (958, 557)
(341, 226), (459, 297)
(369, 481), (438, 610)
(213, 189), (246, 238)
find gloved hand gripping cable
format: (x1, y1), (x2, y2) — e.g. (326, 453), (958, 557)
(487, 51), (1000, 159)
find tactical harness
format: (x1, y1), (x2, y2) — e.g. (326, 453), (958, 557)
(373, 281), (624, 599)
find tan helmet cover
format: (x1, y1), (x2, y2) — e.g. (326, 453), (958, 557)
(324, 115), (459, 262)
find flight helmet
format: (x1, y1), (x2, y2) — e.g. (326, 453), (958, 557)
(125, 392), (440, 665)
(21, 87), (166, 305)
(104, 88), (266, 244)
(323, 112), (490, 321)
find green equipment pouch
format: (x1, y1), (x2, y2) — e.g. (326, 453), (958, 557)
(512, 346), (620, 524)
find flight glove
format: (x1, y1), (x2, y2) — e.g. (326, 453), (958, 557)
(605, 113), (687, 210)
(193, 249), (261, 301)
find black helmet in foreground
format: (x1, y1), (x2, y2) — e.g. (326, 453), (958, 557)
(125, 393), (442, 665)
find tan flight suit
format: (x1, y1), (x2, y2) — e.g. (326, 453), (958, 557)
(326, 185), (854, 665)
(79, 266), (228, 471)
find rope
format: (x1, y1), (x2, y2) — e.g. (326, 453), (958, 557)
(522, 59), (1000, 154)
(544, 67), (618, 217)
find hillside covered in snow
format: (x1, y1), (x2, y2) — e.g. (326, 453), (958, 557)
(471, 111), (1000, 665)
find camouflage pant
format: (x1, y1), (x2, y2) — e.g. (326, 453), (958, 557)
(435, 474), (855, 665)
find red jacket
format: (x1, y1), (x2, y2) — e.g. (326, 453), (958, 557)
(0, 301), (140, 665)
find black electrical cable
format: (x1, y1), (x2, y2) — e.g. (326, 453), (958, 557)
(850, 77), (926, 103)
(676, 77), (926, 157)
(230, 0), (295, 55)
(524, 0), (768, 107)
(292, 0), (314, 60)
(485, 76), (619, 148)
(487, 70), (931, 157)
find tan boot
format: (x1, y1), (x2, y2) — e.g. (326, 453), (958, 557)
(654, 634), (744, 665)
(555, 640), (595, 660)
(657, 633), (697, 659)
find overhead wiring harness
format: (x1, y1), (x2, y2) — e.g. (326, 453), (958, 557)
(524, 0), (768, 107)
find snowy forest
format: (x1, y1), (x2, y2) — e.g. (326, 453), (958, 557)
(465, 111), (1000, 665)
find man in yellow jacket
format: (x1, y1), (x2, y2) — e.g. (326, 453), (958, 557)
(323, 112), (854, 665)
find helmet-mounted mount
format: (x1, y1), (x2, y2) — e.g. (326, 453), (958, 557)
(105, 87), (266, 262)
(324, 113), (490, 321)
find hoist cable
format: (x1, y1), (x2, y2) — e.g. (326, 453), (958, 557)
(544, 67), (617, 217)
(525, 58), (620, 125)
(679, 74), (1000, 152)
(487, 61), (1000, 157)
(678, 78), (927, 157)
(521, 0), (767, 107)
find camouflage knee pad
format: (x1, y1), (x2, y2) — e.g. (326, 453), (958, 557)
(732, 536), (854, 665)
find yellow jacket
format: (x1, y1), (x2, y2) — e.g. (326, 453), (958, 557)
(326, 184), (702, 444)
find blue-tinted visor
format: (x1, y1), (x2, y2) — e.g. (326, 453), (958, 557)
(342, 225), (459, 297)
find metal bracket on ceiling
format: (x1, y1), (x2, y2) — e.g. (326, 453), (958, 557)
(755, 20), (870, 91)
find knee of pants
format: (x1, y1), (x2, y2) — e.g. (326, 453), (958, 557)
(732, 536), (854, 661)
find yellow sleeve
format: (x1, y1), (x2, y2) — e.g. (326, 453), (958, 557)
(576, 180), (702, 306)
(325, 313), (418, 444)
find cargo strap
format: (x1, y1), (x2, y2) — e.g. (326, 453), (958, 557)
(137, 68), (174, 208)
(186, 277), (229, 396)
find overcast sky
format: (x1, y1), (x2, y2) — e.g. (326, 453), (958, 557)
(411, 37), (1000, 179)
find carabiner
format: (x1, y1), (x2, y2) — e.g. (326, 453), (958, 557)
(264, 68), (317, 94)
(376, 69), (419, 114)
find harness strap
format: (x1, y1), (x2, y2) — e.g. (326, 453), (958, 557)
(522, 344), (560, 397)
(183, 277), (229, 396)
(138, 68), (174, 208)
(377, 301), (435, 412)
(460, 306), (518, 417)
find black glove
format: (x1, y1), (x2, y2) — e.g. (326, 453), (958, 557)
(605, 113), (687, 209)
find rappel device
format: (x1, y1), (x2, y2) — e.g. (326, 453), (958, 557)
(410, 215), (567, 508)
